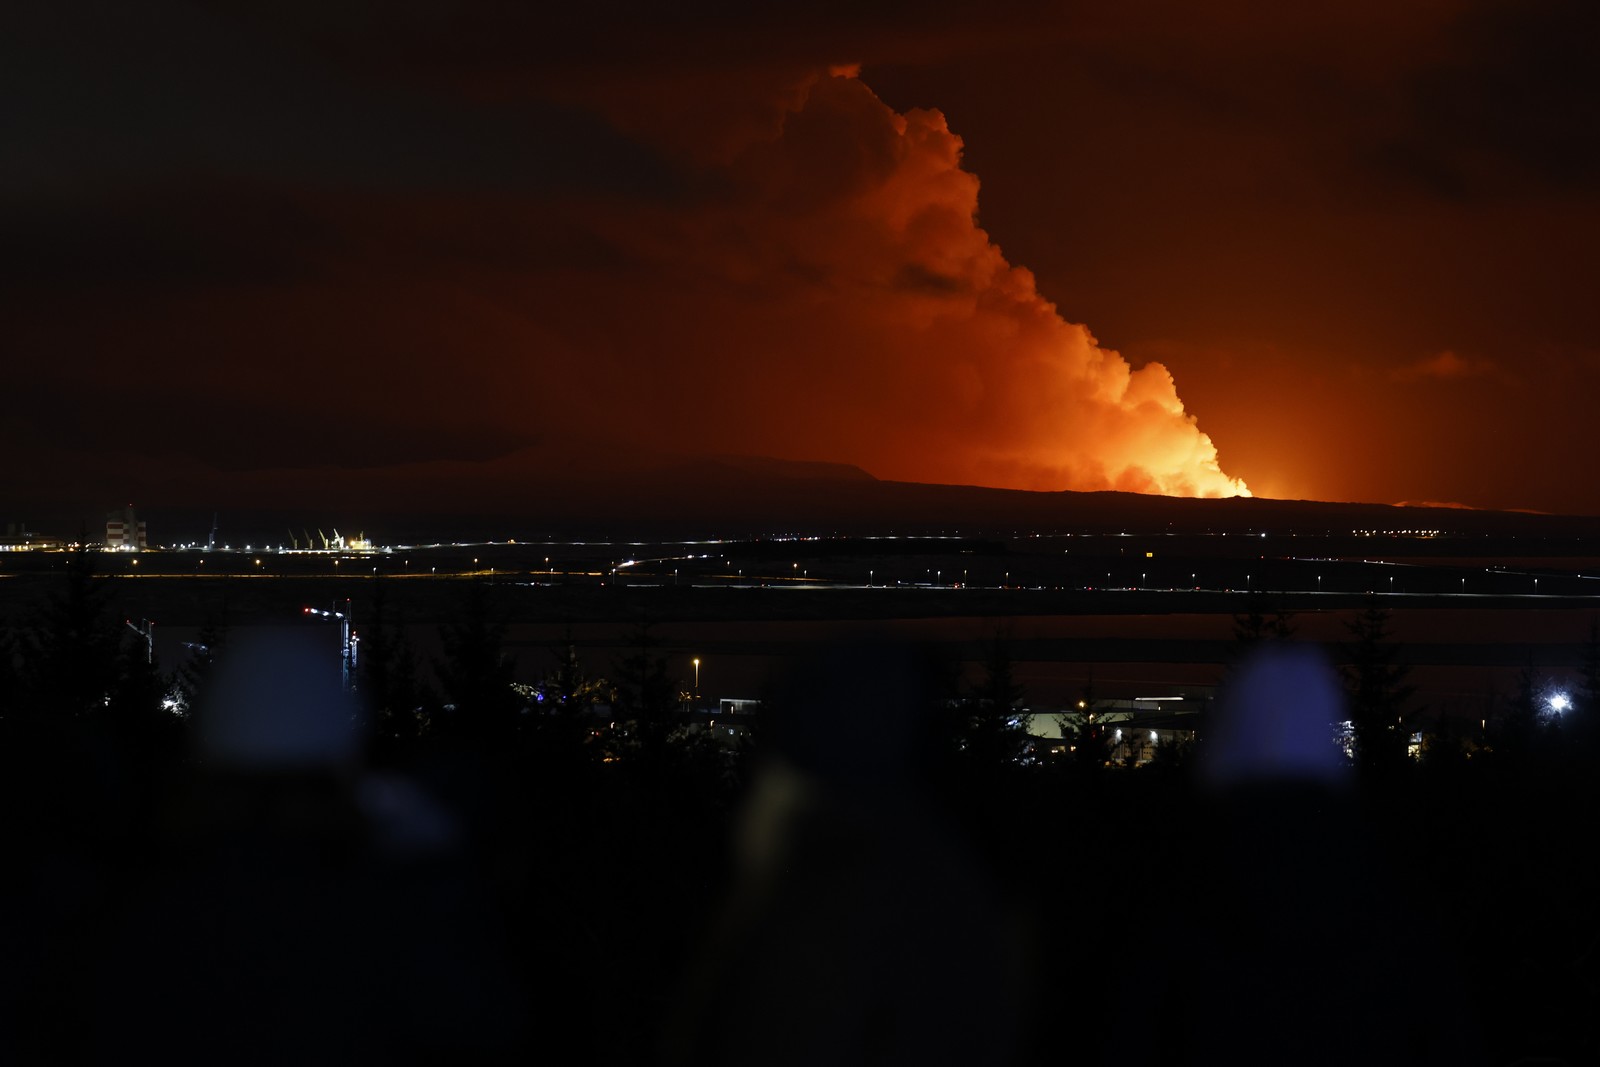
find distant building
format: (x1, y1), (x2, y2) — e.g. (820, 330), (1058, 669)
(1, 522), (62, 551)
(106, 505), (148, 551)
(1033, 692), (1209, 766)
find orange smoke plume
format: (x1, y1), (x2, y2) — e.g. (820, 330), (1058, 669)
(583, 70), (1250, 498)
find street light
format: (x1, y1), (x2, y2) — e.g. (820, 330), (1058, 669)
(693, 657), (701, 696)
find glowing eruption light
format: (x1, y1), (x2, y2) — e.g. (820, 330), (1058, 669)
(596, 69), (1251, 499)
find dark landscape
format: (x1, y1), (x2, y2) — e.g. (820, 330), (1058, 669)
(5, 485), (1600, 1063)
(8, 3), (1600, 1063)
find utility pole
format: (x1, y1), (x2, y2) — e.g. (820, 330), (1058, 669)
(124, 618), (154, 664)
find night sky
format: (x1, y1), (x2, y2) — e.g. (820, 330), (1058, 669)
(7, 2), (1598, 516)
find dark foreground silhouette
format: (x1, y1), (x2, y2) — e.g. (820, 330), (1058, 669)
(2, 572), (1596, 1064)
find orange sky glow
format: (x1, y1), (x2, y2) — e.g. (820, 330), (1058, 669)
(5, 3), (1598, 517)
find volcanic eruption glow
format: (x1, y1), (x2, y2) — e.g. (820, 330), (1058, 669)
(584, 68), (1251, 498)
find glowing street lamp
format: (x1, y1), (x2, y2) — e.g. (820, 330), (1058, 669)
(693, 657), (701, 696)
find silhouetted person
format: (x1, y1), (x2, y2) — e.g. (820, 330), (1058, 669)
(668, 641), (1025, 1066)
(1113, 644), (1484, 1065)
(87, 627), (525, 1064)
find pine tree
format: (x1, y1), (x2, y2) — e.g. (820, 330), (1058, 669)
(107, 628), (166, 732)
(22, 545), (121, 721)
(1573, 616), (1600, 754)
(1341, 597), (1415, 776)
(1230, 592), (1295, 660)
(541, 628), (607, 751)
(959, 629), (1031, 768)
(173, 612), (228, 717)
(0, 621), (21, 719)
(434, 581), (520, 741)
(362, 579), (423, 750)
(1493, 660), (1544, 763)
(1059, 675), (1112, 772)
(548, 628), (608, 714)
(1579, 617), (1600, 707)
(610, 621), (680, 762)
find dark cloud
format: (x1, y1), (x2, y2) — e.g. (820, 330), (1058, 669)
(1, 375), (529, 474)
(0, 185), (331, 290)
(1, 3), (678, 199)
(6, 1), (1600, 515)
(1374, 0), (1600, 197)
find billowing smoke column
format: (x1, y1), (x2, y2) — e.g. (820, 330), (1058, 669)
(0, 51), (1252, 509)
(590, 69), (1250, 498)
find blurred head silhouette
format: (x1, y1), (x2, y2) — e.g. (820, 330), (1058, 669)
(196, 626), (364, 773)
(765, 638), (943, 793)
(1202, 643), (1350, 790)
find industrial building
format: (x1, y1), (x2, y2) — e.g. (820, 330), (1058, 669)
(106, 506), (148, 551)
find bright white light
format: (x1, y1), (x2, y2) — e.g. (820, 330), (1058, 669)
(1548, 693), (1571, 712)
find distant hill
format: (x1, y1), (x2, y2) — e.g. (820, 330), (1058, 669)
(25, 450), (1600, 545)
(394, 467), (1600, 542)
(664, 455), (877, 484)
